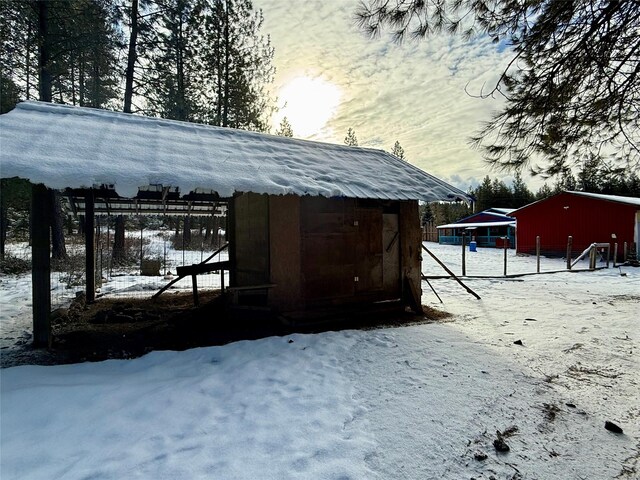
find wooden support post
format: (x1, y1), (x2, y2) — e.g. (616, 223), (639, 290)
(85, 189), (95, 303)
(461, 232), (466, 276)
(220, 268), (225, 291)
(623, 242), (628, 262)
(192, 274), (199, 306)
(606, 245), (610, 268)
(228, 197), (237, 287)
(613, 243), (618, 268)
(31, 184), (52, 347)
(140, 223), (144, 271)
(536, 236), (541, 273)
(566, 236), (573, 270)
(503, 237), (508, 277)
(589, 246), (596, 270)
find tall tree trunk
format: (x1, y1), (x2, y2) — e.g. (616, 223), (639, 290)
(216, 3), (223, 126)
(123, 0), (139, 113)
(183, 216), (191, 247)
(177, 13), (185, 120)
(50, 190), (67, 260)
(222, 0), (230, 127)
(0, 203), (7, 259)
(112, 215), (125, 264)
(37, 0), (52, 102)
(79, 50), (85, 106)
(26, 22), (32, 100)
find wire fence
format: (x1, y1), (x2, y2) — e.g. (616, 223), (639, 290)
(2, 220), (228, 309)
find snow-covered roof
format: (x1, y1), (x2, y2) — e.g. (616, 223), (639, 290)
(510, 190), (640, 215)
(436, 208), (515, 229)
(567, 191), (640, 207)
(437, 220), (515, 229)
(0, 102), (470, 202)
(486, 207), (515, 214)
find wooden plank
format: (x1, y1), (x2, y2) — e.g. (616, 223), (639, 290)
(383, 213), (401, 296)
(422, 244), (481, 300)
(176, 260), (230, 276)
(301, 197), (356, 305)
(228, 196), (237, 287)
(85, 189), (95, 303)
(31, 184), (51, 347)
(268, 195), (302, 311)
(234, 193), (270, 286)
(405, 274), (424, 314)
(355, 207), (383, 293)
(191, 274), (199, 306)
(399, 201), (422, 306)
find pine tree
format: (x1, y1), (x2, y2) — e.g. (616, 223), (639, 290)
(1, 0), (122, 108)
(554, 170), (577, 193)
(344, 127), (358, 146)
(275, 116), (293, 137)
(392, 140), (405, 160)
(0, 75), (20, 113)
(0, 1), (38, 103)
(197, 0), (275, 130)
(356, 0), (640, 175)
(511, 172), (534, 208)
(473, 176), (494, 212)
(142, 0), (203, 121)
(535, 184), (553, 200)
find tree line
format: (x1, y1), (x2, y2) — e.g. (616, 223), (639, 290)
(423, 164), (640, 227)
(0, 0), (275, 130)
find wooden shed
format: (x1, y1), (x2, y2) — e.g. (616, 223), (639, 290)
(0, 102), (470, 342)
(231, 193), (422, 316)
(509, 191), (640, 262)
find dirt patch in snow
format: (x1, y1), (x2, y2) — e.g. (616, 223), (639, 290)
(2, 292), (447, 367)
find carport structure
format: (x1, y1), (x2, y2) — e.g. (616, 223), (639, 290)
(1, 101), (471, 346)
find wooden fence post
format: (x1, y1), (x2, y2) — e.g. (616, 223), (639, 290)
(536, 235), (540, 273)
(623, 242), (628, 262)
(31, 184), (52, 347)
(503, 237), (508, 277)
(589, 246), (596, 270)
(85, 189), (95, 303)
(566, 236), (573, 270)
(461, 232), (466, 276)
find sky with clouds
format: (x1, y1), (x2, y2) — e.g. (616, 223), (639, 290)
(253, 0), (536, 191)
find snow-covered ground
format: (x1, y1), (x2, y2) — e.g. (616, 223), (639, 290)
(1, 243), (638, 479)
(0, 231), (228, 352)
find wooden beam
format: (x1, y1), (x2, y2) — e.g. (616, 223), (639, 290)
(85, 189), (96, 302)
(228, 196), (237, 287)
(31, 184), (52, 347)
(422, 244), (481, 300)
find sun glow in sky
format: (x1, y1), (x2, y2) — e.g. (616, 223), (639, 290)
(256, 0), (532, 190)
(273, 76), (342, 138)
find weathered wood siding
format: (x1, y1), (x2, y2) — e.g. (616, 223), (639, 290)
(233, 194), (422, 313)
(234, 193), (270, 286)
(268, 195), (302, 311)
(301, 197), (357, 306)
(399, 201), (422, 302)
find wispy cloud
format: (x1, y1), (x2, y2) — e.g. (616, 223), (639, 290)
(254, 0), (530, 190)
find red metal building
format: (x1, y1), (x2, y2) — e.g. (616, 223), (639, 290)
(510, 191), (640, 262)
